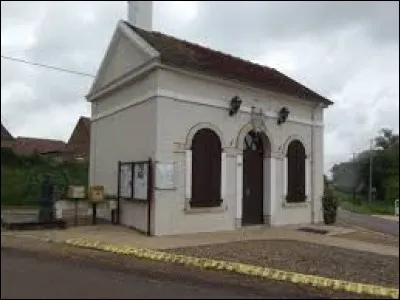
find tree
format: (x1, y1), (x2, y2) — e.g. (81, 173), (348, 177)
(358, 129), (399, 201)
(331, 128), (399, 202)
(374, 128), (399, 150)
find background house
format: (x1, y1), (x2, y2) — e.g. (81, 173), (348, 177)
(65, 116), (91, 162)
(12, 137), (66, 160)
(1, 117), (91, 163)
(1, 122), (14, 148)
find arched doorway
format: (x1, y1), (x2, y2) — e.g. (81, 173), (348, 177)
(191, 128), (222, 208)
(242, 130), (264, 225)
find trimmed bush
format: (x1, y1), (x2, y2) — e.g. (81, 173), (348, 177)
(322, 185), (338, 225)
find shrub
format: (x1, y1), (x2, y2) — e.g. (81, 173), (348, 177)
(322, 185), (338, 225)
(1, 151), (88, 207)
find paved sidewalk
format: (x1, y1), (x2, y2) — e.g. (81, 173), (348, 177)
(2, 224), (398, 257)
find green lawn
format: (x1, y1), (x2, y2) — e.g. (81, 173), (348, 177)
(337, 193), (395, 215)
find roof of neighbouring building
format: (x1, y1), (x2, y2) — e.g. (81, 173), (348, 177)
(67, 116), (90, 145)
(124, 22), (333, 106)
(80, 116), (91, 130)
(12, 137), (66, 155)
(1, 123), (14, 141)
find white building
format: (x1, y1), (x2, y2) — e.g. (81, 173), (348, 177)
(87, 1), (333, 236)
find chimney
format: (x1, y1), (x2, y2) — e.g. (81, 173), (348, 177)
(127, 1), (153, 31)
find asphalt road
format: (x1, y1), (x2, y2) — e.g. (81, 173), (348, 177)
(0, 249), (269, 299)
(338, 208), (399, 236)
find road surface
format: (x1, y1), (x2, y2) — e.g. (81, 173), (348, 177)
(3, 248), (319, 299)
(338, 208), (399, 236)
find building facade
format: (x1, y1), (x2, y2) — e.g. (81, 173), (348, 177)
(87, 3), (333, 236)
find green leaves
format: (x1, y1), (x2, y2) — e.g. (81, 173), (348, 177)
(331, 128), (399, 202)
(1, 149), (88, 207)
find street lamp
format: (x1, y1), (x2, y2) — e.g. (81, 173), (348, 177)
(368, 140), (384, 204)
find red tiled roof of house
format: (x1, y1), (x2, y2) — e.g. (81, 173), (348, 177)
(64, 116), (91, 160)
(66, 116), (90, 146)
(125, 22), (333, 106)
(12, 137), (66, 155)
(1, 123), (14, 141)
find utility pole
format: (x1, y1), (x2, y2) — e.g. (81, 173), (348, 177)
(368, 139), (373, 204)
(352, 152), (356, 201)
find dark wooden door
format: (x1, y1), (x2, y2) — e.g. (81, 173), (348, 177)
(242, 131), (264, 225)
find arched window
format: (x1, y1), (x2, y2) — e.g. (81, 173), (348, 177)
(287, 140), (306, 203)
(191, 128), (222, 207)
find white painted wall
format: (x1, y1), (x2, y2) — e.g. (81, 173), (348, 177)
(127, 1), (153, 31)
(89, 71), (158, 232)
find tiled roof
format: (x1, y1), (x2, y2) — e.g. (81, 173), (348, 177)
(12, 137), (66, 155)
(1, 123), (14, 141)
(125, 22), (333, 106)
(65, 116), (91, 159)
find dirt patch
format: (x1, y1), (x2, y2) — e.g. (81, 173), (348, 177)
(372, 215), (399, 222)
(1, 235), (380, 299)
(169, 239), (399, 288)
(337, 230), (399, 247)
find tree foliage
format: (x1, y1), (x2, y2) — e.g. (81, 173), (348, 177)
(331, 128), (399, 202)
(1, 148), (88, 207)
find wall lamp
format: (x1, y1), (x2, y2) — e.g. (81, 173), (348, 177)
(277, 107), (290, 125)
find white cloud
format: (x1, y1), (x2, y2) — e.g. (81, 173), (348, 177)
(1, 1), (398, 173)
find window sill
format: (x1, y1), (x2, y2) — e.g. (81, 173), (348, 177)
(282, 200), (310, 208)
(184, 200), (227, 214)
(122, 198), (148, 203)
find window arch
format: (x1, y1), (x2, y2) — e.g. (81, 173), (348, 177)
(286, 140), (306, 203)
(191, 128), (222, 207)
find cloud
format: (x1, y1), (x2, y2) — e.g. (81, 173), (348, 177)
(1, 1), (399, 173)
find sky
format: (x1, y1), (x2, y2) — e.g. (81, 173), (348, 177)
(1, 1), (399, 174)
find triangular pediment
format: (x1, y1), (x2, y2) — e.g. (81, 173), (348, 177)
(88, 21), (159, 98)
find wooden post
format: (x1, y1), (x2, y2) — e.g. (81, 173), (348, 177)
(74, 198), (78, 226)
(92, 202), (97, 225)
(116, 161), (121, 225)
(147, 158), (153, 236)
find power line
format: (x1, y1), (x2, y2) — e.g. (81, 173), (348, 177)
(1, 55), (95, 78)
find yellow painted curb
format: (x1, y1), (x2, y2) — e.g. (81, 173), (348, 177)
(65, 238), (399, 299)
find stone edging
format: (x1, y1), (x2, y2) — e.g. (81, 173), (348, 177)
(65, 238), (399, 299)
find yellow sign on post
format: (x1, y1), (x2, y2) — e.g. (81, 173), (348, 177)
(89, 185), (104, 203)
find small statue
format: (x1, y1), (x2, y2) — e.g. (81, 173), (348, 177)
(38, 175), (55, 222)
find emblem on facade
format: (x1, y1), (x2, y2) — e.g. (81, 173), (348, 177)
(250, 106), (266, 134)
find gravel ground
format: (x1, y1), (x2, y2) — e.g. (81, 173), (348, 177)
(1, 235), (380, 299)
(169, 239), (399, 288)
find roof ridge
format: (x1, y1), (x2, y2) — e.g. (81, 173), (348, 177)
(16, 136), (66, 143)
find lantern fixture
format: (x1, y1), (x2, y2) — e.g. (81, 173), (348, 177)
(277, 107), (290, 125)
